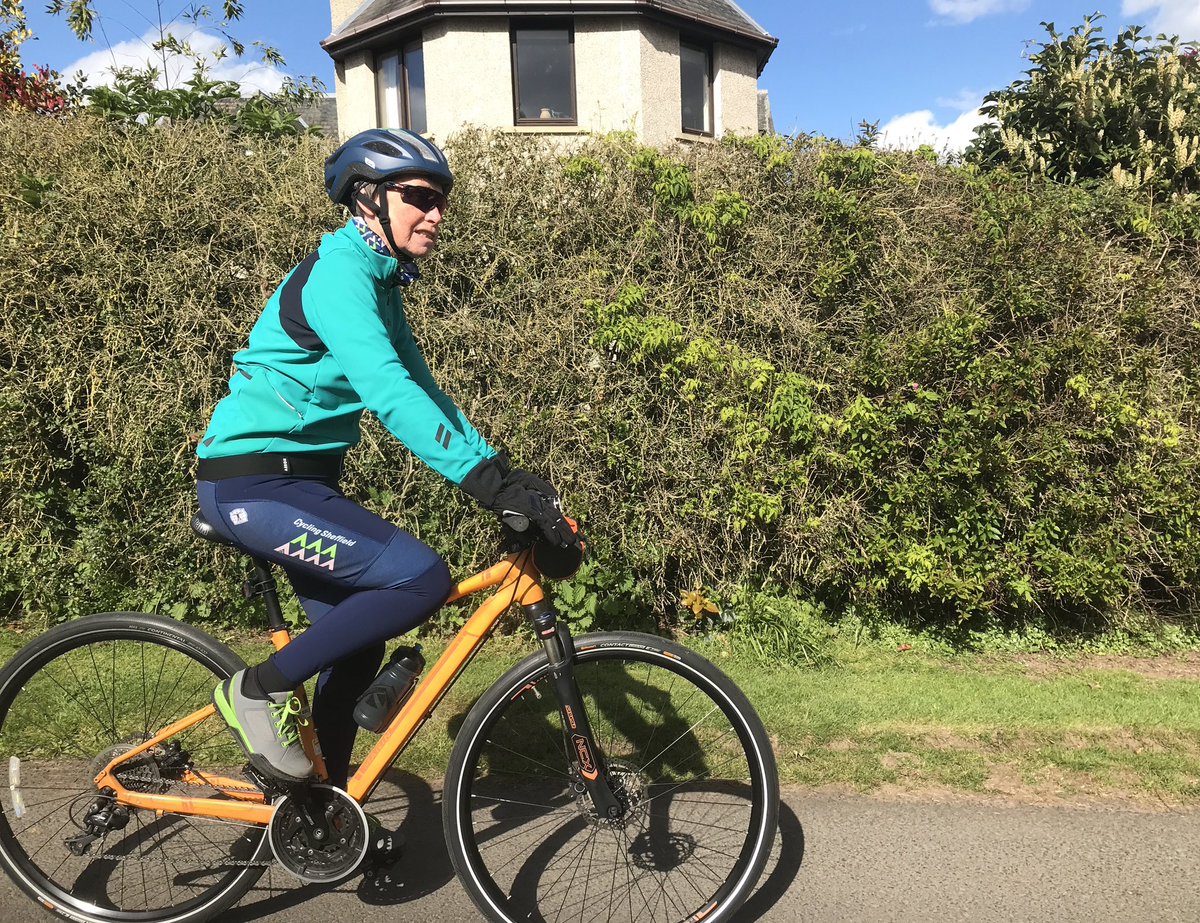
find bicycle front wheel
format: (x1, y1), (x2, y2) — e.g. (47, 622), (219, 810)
(443, 630), (779, 923)
(0, 612), (268, 923)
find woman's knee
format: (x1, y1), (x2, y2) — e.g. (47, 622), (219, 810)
(419, 556), (452, 604)
(363, 536), (451, 602)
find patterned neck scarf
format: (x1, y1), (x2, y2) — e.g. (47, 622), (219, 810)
(351, 216), (421, 287)
(352, 216), (390, 256)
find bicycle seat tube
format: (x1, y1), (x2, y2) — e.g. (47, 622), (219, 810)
(522, 600), (623, 818)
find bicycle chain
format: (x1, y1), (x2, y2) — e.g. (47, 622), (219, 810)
(76, 767), (274, 868)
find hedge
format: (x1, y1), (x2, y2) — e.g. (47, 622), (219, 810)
(2, 113), (1199, 635)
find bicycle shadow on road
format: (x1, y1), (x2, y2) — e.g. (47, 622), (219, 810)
(222, 767), (453, 920)
(739, 799), (807, 921)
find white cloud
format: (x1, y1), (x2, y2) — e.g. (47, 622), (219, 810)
(929, 0), (1030, 25)
(878, 102), (992, 155)
(936, 88), (988, 112)
(62, 26), (289, 95)
(1122, 1), (1200, 41)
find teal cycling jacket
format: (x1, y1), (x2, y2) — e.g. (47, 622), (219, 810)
(198, 221), (495, 485)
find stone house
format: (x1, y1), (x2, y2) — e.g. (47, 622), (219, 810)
(321, 0), (778, 144)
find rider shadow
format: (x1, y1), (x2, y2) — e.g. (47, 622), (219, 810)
(354, 767), (456, 906)
(222, 767), (454, 921)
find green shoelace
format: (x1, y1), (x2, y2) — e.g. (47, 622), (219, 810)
(268, 695), (308, 750)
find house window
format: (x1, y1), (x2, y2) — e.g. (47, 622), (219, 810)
(376, 41), (426, 133)
(512, 24), (576, 124)
(680, 41), (712, 135)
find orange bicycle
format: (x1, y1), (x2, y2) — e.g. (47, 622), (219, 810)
(0, 513), (779, 923)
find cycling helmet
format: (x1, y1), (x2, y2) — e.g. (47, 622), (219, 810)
(324, 127), (454, 208)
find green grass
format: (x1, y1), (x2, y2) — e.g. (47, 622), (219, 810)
(253, 629), (1200, 803)
(0, 626), (1195, 804)
(708, 638), (1200, 802)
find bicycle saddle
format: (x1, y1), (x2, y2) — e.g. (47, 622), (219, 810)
(190, 511), (237, 548)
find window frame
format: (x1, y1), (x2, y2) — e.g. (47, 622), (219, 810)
(510, 19), (578, 126)
(375, 38), (426, 133)
(679, 38), (714, 137)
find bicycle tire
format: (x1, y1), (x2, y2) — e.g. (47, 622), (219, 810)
(443, 630), (779, 923)
(0, 612), (269, 923)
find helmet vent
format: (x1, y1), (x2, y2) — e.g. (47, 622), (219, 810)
(364, 141), (405, 157)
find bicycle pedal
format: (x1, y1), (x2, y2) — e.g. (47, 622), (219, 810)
(243, 763), (284, 798)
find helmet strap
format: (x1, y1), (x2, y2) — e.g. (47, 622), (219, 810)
(355, 189), (421, 287)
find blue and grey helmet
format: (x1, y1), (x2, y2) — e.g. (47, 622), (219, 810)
(324, 128), (454, 208)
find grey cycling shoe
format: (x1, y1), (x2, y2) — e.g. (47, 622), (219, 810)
(213, 670), (314, 783)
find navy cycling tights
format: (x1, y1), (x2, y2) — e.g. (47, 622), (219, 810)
(197, 474), (451, 786)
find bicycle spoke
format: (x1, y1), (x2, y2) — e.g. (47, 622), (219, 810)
(0, 622), (267, 920)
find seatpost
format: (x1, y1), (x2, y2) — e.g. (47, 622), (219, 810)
(244, 557), (289, 633)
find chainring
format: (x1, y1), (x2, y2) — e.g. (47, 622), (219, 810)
(267, 784), (369, 883)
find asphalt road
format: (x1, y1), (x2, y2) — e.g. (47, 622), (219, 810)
(2, 772), (1196, 922)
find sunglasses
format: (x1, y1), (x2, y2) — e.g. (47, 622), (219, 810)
(384, 182), (449, 214)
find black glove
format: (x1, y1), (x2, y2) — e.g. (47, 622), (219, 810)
(495, 480), (577, 547)
(460, 456), (577, 547)
(503, 468), (558, 499)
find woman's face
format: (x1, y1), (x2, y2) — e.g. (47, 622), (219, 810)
(369, 175), (447, 260)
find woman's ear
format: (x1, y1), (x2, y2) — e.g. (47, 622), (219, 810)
(353, 190), (380, 220)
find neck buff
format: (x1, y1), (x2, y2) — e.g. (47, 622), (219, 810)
(351, 216), (421, 287)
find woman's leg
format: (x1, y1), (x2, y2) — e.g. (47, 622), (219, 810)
(315, 645), (386, 789)
(198, 475), (451, 779)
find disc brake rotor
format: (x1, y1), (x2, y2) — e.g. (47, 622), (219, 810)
(267, 784), (369, 883)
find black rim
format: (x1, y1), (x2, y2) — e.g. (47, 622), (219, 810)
(0, 626), (264, 922)
(455, 645), (771, 923)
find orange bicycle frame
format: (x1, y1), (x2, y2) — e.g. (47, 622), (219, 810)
(92, 551), (546, 824)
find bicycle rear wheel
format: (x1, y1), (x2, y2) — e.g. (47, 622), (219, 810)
(443, 630), (779, 923)
(0, 612), (269, 923)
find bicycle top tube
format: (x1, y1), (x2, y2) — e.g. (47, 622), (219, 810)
(445, 549), (545, 607)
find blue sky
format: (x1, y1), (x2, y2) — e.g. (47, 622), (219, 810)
(17, 1), (1200, 151)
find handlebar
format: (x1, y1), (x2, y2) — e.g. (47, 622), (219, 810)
(498, 506), (585, 581)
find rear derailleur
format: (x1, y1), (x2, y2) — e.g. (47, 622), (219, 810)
(64, 788), (129, 857)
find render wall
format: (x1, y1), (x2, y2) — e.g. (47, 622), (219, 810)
(334, 49), (376, 140)
(638, 19), (682, 147)
(574, 18), (643, 136)
(423, 19), (513, 139)
(332, 14), (763, 143)
(715, 43), (760, 136)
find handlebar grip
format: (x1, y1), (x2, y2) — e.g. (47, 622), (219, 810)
(501, 510), (531, 532)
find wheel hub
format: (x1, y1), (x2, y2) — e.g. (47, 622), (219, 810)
(572, 759), (648, 830)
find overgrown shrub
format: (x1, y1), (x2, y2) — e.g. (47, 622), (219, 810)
(1, 5), (67, 115)
(2, 114), (1199, 638)
(82, 67), (321, 138)
(967, 15), (1200, 199)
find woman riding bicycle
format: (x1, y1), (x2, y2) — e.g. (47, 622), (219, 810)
(195, 128), (576, 786)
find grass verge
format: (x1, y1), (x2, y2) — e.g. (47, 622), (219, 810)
(708, 635), (1200, 806)
(0, 625), (1195, 807)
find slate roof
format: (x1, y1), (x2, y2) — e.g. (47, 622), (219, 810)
(324, 0), (777, 71)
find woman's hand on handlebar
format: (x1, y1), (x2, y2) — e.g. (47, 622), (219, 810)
(494, 472), (577, 548)
(459, 454), (579, 548)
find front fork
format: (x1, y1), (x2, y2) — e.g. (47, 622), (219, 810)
(523, 601), (624, 820)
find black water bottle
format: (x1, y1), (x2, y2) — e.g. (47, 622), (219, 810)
(353, 644), (425, 733)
